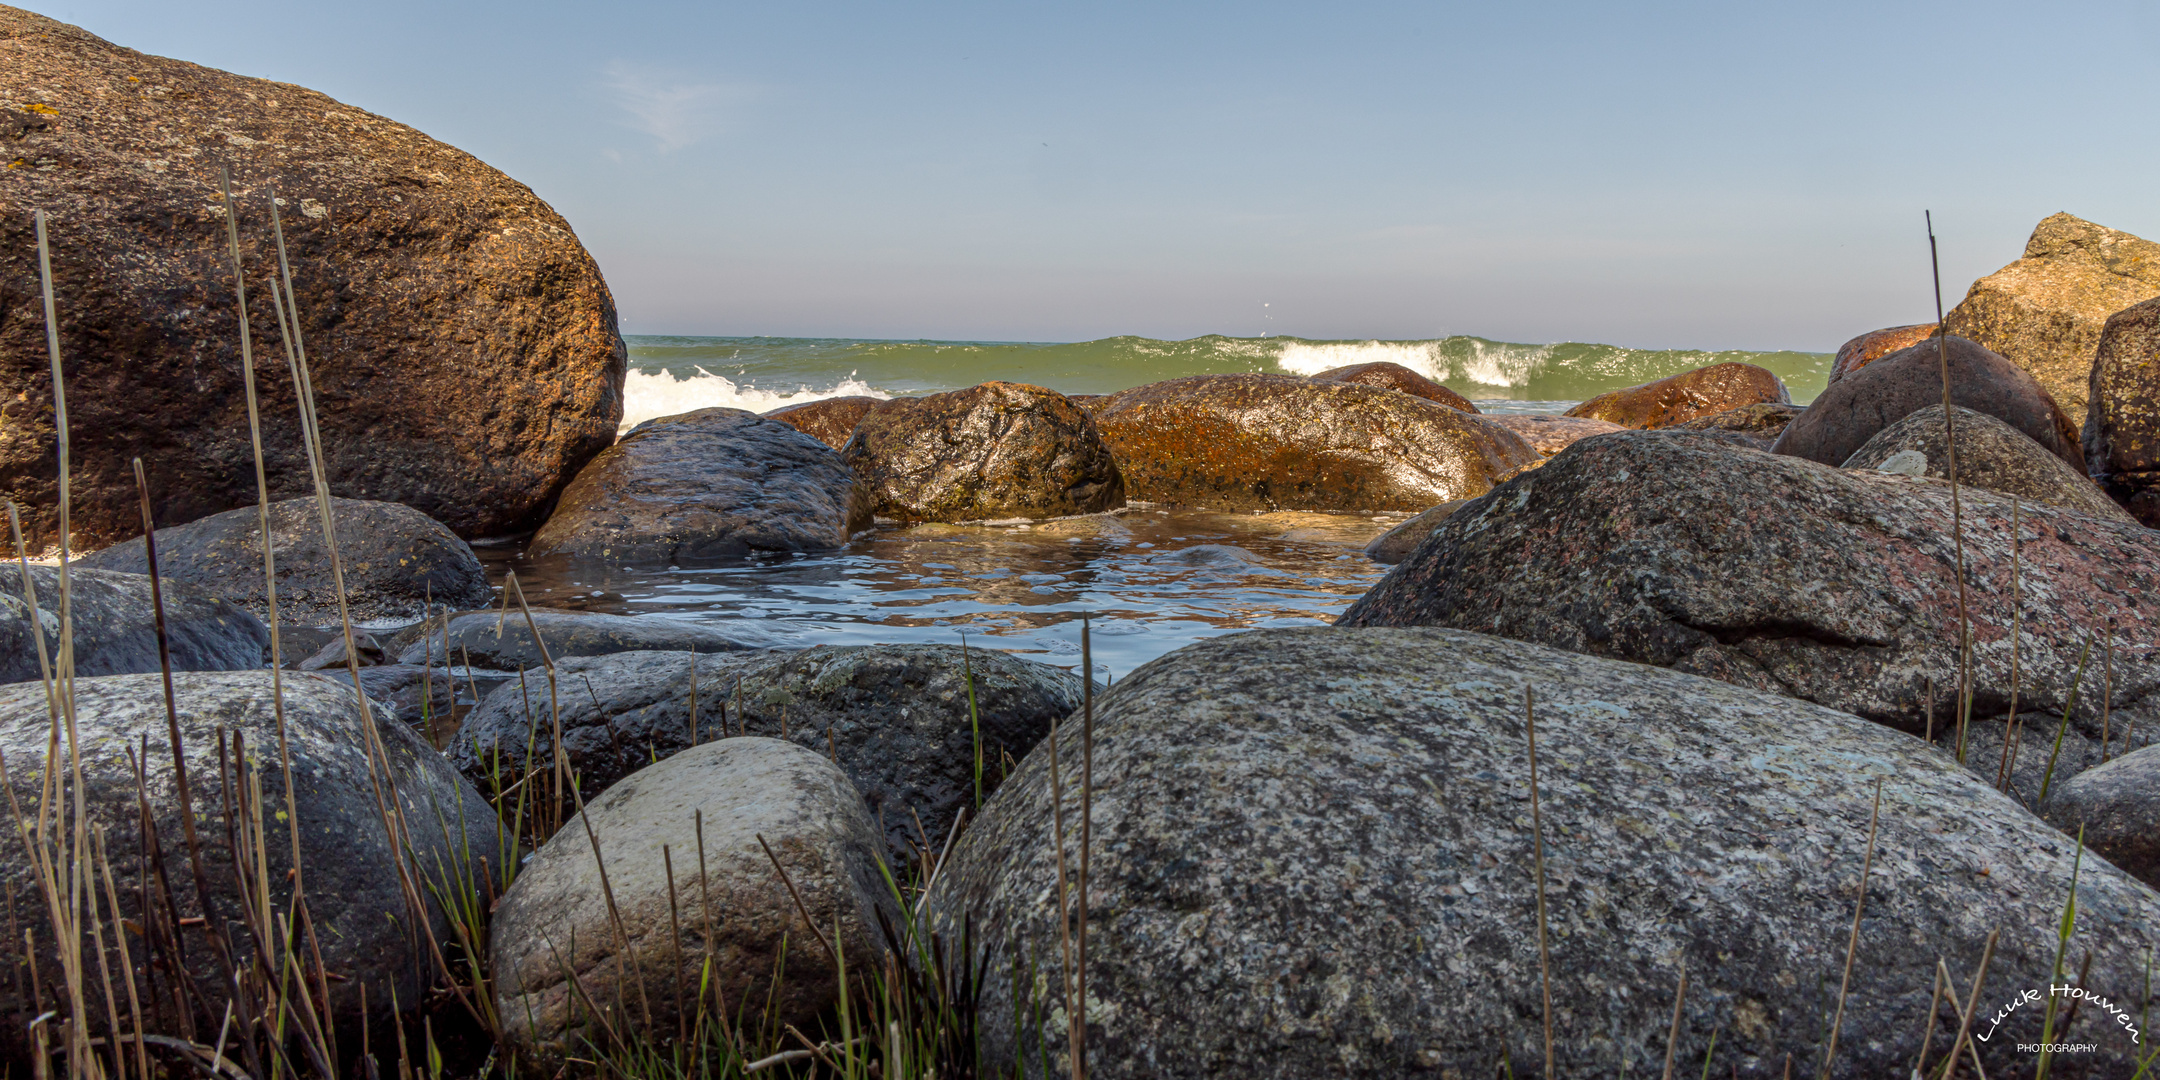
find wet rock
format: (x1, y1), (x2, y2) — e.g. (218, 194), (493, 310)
(1842, 405), (2133, 524)
(1485, 414), (1627, 456)
(1338, 431), (2160, 741)
(1143, 543), (1272, 571)
(0, 565), (267, 685)
(1671, 401), (1804, 446)
(493, 738), (894, 1072)
(1827, 323), (1937, 384)
(841, 382), (1124, 522)
(1308, 361), (1478, 411)
(450, 644), (1082, 857)
(1944, 212), (2160, 420)
(0, 670), (501, 1062)
(396, 608), (776, 671)
(927, 627), (2160, 1078)
(2044, 744), (2160, 890)
(0, 8), (623, 551)
(1362, 500), (1470, 564)
(2084, 296), (2160, 526)
(78, 497), (492, 626)
(1094, 374), (1539, 513)
(764, 395), (887, 448)
(1768, 335), (2084, 472)
(296, 631), (389, 670)
(1562, 362), (1789, 429)
(531, 407), (873, 562)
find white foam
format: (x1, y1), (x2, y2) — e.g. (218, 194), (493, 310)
(620, 367), (893, 432)
(1456, 340), (1552, 388)
(1270, 341), (1445, 380)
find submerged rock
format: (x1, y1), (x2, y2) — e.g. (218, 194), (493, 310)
(0, 670), (500, 1062)
(841, 382), (1124, 522)
(0, 7), (622, 551)
(0, 565), (267, 685)
(1307, 361), (1478, 411)
(1827, 323), (1937, 384)
(1769, 335), (2083, 472)
(1842, 404), (2132, 523)
(1671, 401), (1804, 446)
(928, 627), (2160, 1078)
(1339, 431), (2160, 741)
(1562, 362), (1789, 429)
(531, 407), (873, 562)
(1362, 499), (1470, 564)
(397, 608), (776, 671)
(1094, 374), (1538, 513)
(1485, 414), (1627, 456)
(1945, 212), (2160, 420)
(764, 395), (887, 448)
(493, 738), (894, 1073)
(78, 497), (491, 626)
(2084, 295), (2160, 525)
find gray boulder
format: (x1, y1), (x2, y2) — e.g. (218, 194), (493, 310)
(0, 670), (501, 1062)
(0, 565), (267, 684)
(319, 662), (465, 731)
(397, 608), (778, 671)
(77, 497), (492, 626)
(841, 382), (1125, 522)
(2045, 743), (2160, 890)
(1842, 404), (2133, 524)
(927, 627), (2160, 1078)
(492, 738), (894, 1072)
(530, 407), (873, 562)
(1338, 431), (2160, 743)
(1672, 401), (1804, 446)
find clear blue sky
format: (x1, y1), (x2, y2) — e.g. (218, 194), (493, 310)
(37, 0), (2160, 349)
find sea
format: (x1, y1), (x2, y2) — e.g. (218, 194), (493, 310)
(477, 334), (1830, 682)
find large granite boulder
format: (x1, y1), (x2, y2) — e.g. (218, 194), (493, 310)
(1827, 323), (1937, 384)
(0, 564), (267, 684)
(0, 7), (623, 551)
(1562, 362), (1789, 429)
(1944, 212), (2160, 420)
(763, 395), (886, 448)
(841, 382), (1124, 522)
(0, 670), (501, 1062)
(1484, 414), (1626, 456)
(451, 643), (1083, 856)
(493, 738), (894, 1073)
(531, 407), (873, 562)
(78, 496), (490, 626)
(1671, 401), (1804, 447)
(928, 627), (2160, 1078)
(2084, 295), (2160, 525)
(1769, 335), (2083, 472)
(1842, 405), (2133, 524)
(1339, 431), (2160, 742)
(1307, 361), (1478, 411)
(2044, 744), (2160, 891)
(398, 608), (777, 671)
(1094, 374), (1539, 512)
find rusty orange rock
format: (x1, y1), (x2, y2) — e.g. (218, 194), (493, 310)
(1829, 324), (1938, 384)
(1308, 361), (1479, 412)
(1562, 362), (1789, 429)
(765, 396), (886, 448)
(2086, 295), (2160, 525)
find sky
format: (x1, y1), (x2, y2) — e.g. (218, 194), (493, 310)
(33, 0), (2160, 349)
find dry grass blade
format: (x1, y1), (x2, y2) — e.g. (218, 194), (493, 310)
(1925, 212), (1976, 766)
(1661, 969), (1687, 1080)
(1815, 780), (1881, 1079)
(1525, 686), (1554, 1079)
(1076, 615), (1094, 1080)
(1996, 497), (2022, 791)
(1929, 929), (1998, 1080)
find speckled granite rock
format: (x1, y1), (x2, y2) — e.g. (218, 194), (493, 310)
(1484, 414), (1626, 456)
(928, 627), (2160, 1078)
(764, 395), (887, 448)
(1843, 405), (2133, 524)
(1945, 212), (2160, 420)
(397, 608), (778, 670)
(841, 382), (1124, 522)
(0, 670), (500, 1061)
(0, 564), (266, 684)
(451, 643), (1082, 857)
(493, 738), (894, 1073)
(1563, 362), (1789, 429)
(1338, 431), (2160, 742)
(2085, 296), (2160, 526)
(0, 7), (623, 549)
(1671, 401), (1804, 446)
(1307, 361), (1478, 411)
(1827, 323), (1937, 384)
(531, 407), (873, 561)
(1094, 374), (1538, 512)
(78, 496), (491, 626)
(2045, 743), (2160, 890)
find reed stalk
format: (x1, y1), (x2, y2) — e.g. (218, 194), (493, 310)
(1524, 686), (1554, 1080)
(1995, 498), (2023, 791)
(1815, 781), (1880, 1079)
(1660, 970), (1687, 1080)
(1928, 929), (1997, 1080)
(1926, 213), (1977, 766)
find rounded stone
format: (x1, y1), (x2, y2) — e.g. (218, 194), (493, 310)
(1562, 362), (1789, 429)
(1827, 323), (1938, 384)
(1841, 404), (2133, 524)
(764, 395), (887, 448)
(841, 382), (1125, 523)
(0, 564), (267, 685)
(1307, 361), (1479, 411)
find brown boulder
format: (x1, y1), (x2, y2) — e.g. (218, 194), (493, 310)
(1562, 361), (1789, 429)
(2085, 296), (2160, 525)
(531, 408), (872, 562)
(1307, 361), (1478, 411)
(841, 382), (1122, 522)
(1485, 414), (1626, 456)
(1769, 335), (2083, 472)
(1672, 402), (1804, 447)
(1828, 323), (1937, 384)
(763, 395), (886, 448)
(1094, 374), (1539, 513)
(0, 9), (624, 551)
(1943, 213), (2160, 421)
(1843, 405), (2134, 525)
